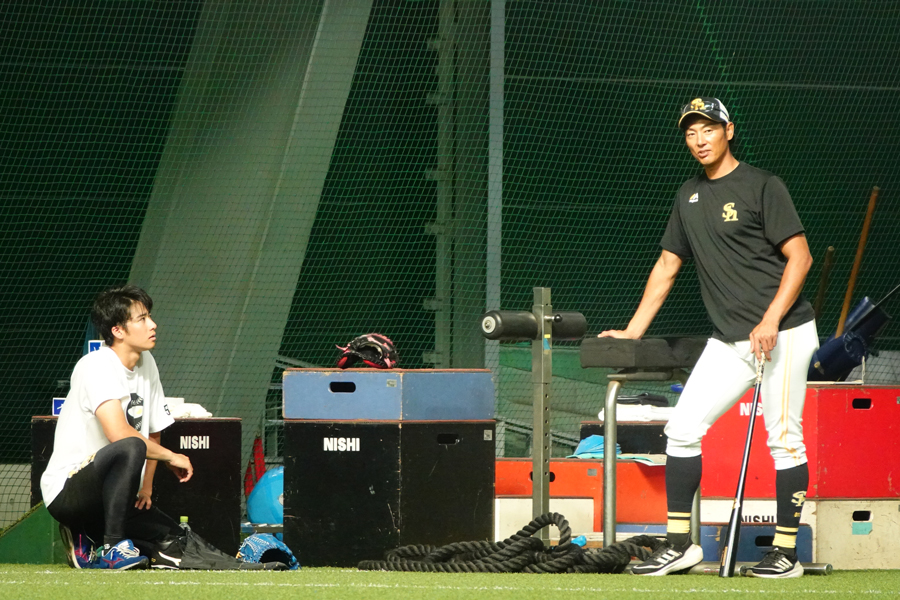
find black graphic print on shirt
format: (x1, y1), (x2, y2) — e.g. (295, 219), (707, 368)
(126, 393), (144, 431)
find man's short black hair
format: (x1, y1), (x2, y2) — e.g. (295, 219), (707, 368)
(92, 285), (154, 346)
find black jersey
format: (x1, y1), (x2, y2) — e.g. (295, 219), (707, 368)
(660, 162), (815, 342)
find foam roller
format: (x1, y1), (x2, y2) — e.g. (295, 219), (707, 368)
(480, 310), (586, 341)
(480, 310), (537, 340)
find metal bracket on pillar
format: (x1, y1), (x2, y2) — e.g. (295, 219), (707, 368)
(424, 221), (454, 237)
(425, 92), (452, 106)
(422, 297), (446, 366)
(421, 351), (442, 365)
(423, 297), (444, 311)
(424, 169), (451, 181)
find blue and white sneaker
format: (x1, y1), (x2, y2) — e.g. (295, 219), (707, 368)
(59, 524), (96, 569)
(97, 539), (150, 570)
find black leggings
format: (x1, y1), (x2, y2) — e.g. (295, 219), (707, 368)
(47, 437), (178, 547)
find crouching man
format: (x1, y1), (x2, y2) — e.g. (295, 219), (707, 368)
(41, 285), (193, 569)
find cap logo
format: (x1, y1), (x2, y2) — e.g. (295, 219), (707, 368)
(691, 98), (706, 110)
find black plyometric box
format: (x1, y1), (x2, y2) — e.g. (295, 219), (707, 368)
(31, 416), (242, 556)
(579, 420), (668, 454)
(283, 420), (495, 567)
(155, 418), (242, 556)
(30, 417), (57, 508)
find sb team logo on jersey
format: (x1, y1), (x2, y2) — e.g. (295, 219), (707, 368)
(689, 193), (699, 203)
(722, 202), (739, 222)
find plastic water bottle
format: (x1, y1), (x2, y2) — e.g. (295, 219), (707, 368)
(180, 515), (191, 533)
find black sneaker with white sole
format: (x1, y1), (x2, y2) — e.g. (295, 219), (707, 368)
(745, 548), (804, 578)
(631, 541), (703, 576)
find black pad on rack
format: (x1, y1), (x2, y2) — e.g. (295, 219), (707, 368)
(579, 337), (707, 369)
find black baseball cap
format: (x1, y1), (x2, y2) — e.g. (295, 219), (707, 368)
(678, 97), (730, 129)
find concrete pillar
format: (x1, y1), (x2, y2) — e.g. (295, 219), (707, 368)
(131, 0), (374, 459)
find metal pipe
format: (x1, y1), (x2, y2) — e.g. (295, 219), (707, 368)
(623, 561), (832, 575)
(602, 379), (621, 548)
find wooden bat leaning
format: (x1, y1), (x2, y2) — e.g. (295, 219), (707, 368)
(836, 186), (879, 337)
(719, 358), (765, 578)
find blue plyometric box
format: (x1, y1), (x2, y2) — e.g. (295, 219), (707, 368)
(724, 523), (813, 563)
(282, 369), (495, 421)
(616, 523), (813, 563)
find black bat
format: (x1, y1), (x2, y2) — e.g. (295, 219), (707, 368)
(719, 358), (765, 578)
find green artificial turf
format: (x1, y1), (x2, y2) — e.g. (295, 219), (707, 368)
(2, 565), (899, 600)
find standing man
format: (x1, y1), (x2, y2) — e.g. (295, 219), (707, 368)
(601, 98), (817, 578)
(41, 285), (193, 569)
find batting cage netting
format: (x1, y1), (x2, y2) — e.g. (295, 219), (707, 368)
(1, 1), (899, 529)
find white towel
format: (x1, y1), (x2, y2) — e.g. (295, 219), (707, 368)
(598, 404), (674, 422)
(169, 402), (213, 418)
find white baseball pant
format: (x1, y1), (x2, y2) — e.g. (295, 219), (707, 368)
(665, 320), (819, 470)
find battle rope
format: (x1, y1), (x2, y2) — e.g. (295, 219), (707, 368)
(357, 512), (665, 573)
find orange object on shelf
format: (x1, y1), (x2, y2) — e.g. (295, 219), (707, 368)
(496, 458), (667, 530)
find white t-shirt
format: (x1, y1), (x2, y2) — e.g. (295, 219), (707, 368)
(40, 347), (175, 506)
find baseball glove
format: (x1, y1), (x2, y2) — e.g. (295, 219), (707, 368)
(336, 333), (399, 369)
(238, 533), (299, 570)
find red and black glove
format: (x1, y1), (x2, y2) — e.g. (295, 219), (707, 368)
(336, 333), (399, 369)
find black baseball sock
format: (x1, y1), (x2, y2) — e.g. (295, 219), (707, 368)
(665, 454), (702, 549)
(774, 464), (809, 554)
